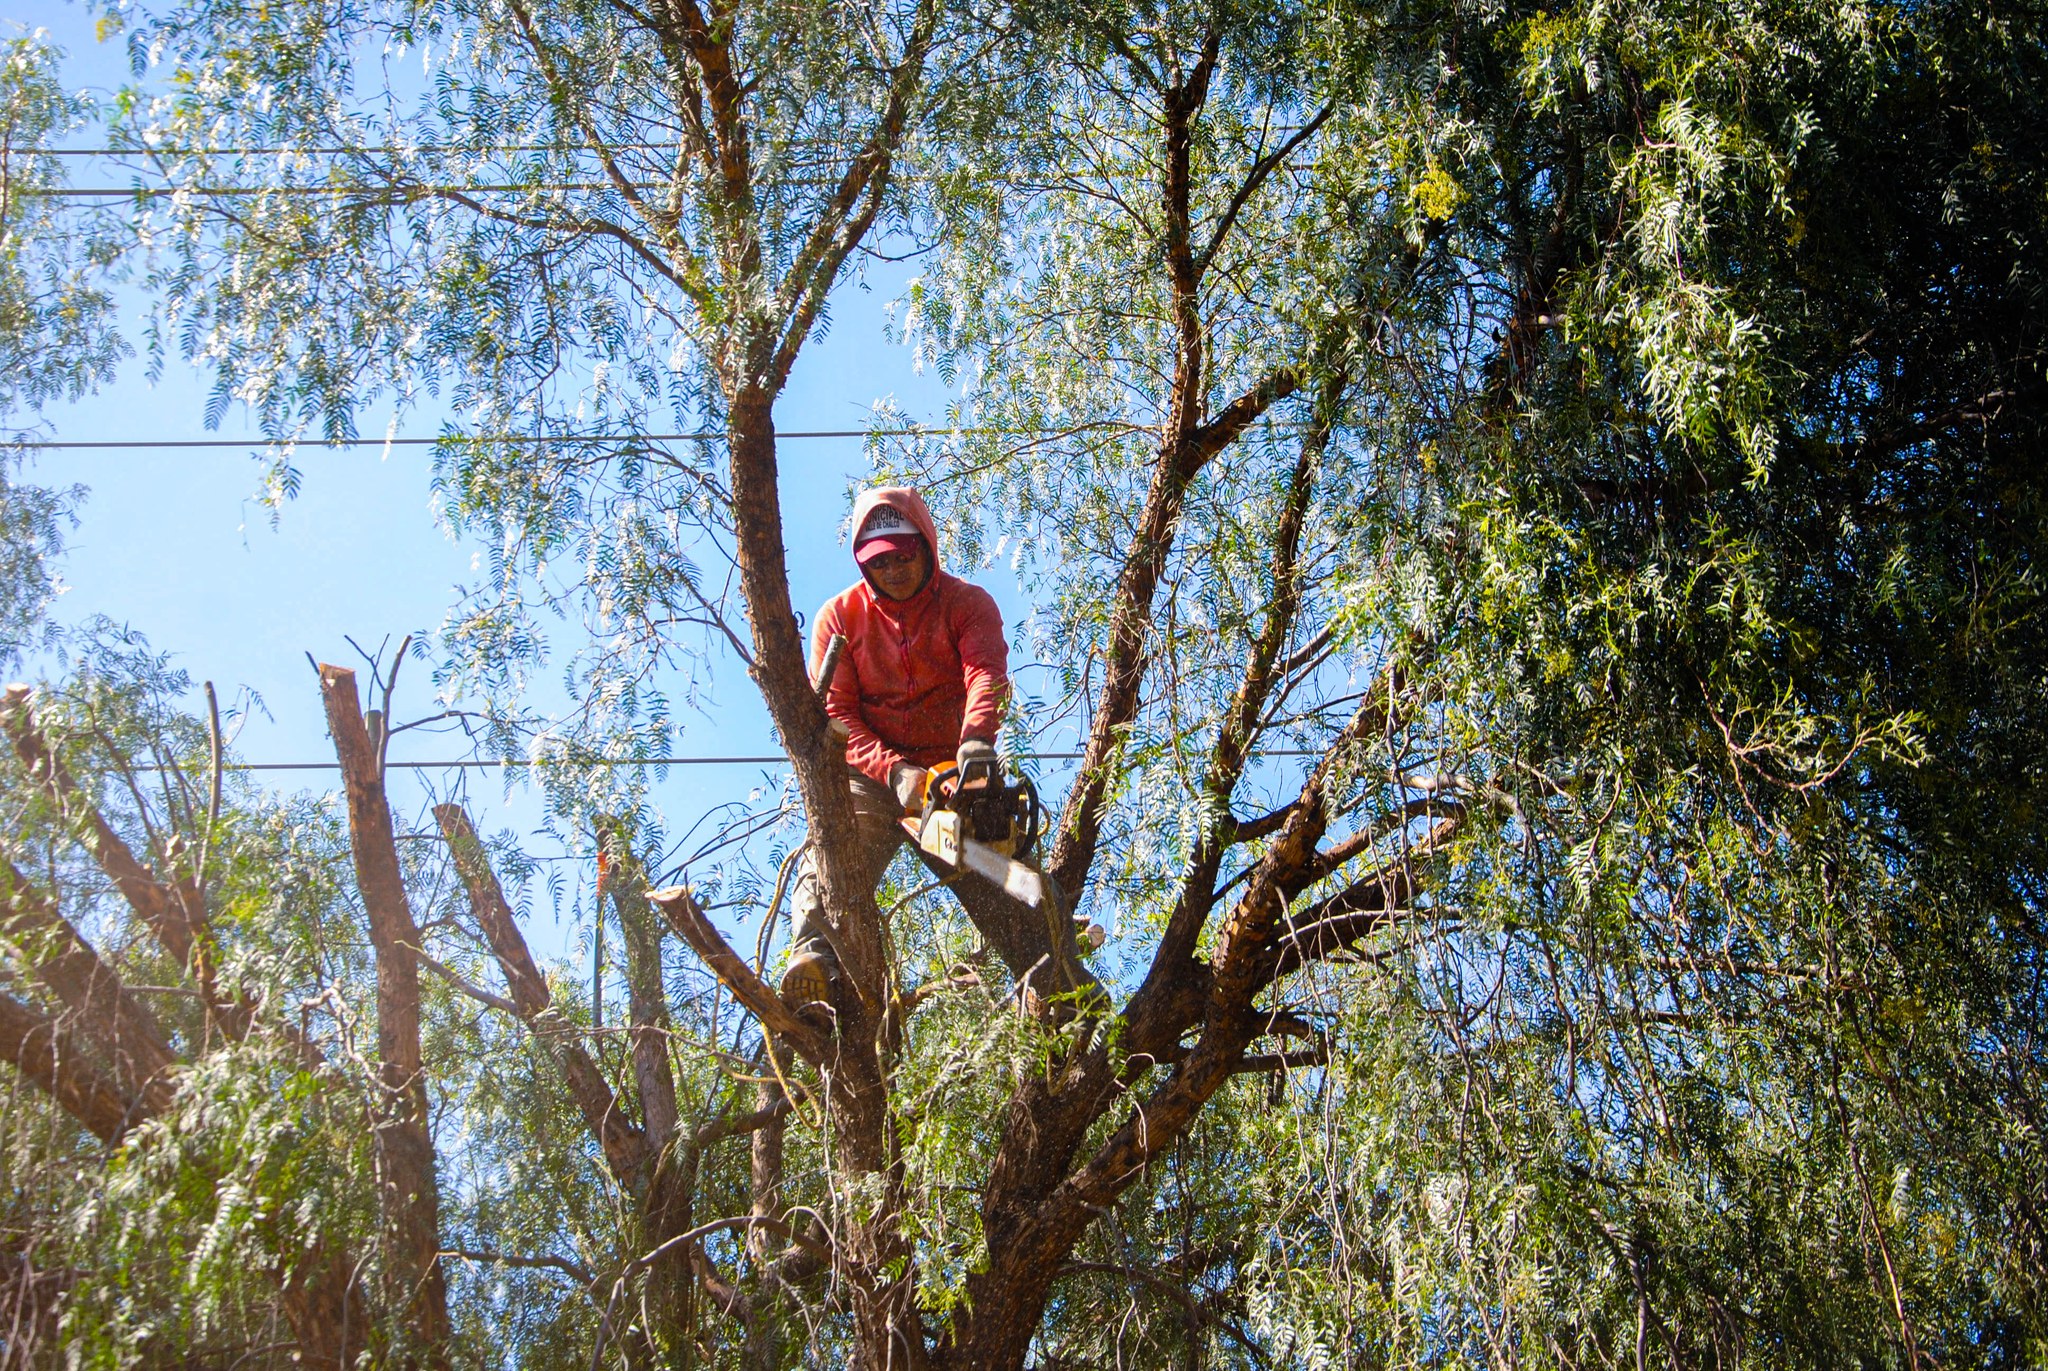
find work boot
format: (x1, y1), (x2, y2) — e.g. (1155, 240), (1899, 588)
(778, 945), (838, 1019)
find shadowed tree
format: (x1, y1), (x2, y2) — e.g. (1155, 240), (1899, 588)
(46, 0), (2048, 1364)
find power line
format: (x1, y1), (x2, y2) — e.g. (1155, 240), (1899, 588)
(22, 430), (855, 451)
(42, 125), (1316, 160)
(41, 182), (666, 198)
(148, 750), (1325, 773)
(43, 143), (686, 157)
(225, 755), (793, 772)
(14, 424), (1162, 452)
(33, 172), (1045, 199)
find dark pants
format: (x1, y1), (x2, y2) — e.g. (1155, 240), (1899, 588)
(788, 768), (1083, 993)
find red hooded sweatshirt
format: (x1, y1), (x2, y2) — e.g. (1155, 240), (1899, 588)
(810, 487), (1009, 788)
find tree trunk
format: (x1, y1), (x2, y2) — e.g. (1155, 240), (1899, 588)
(277, 1236), (371, 1371)
(721, 384), (926, 1369)
(317, 665), (449, 1365)
(604, 823), (695, 1354)
(744, 1073), (789, 1371)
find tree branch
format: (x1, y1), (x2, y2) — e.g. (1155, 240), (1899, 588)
(1059, 1261), (1269, 1366)
(1, 859), (176, 1111)
(415, 949), (521, 1018)
(770, 0), (938, 390)
(601, 821), (680, 1157)
(1196, 105), (1332, 275)
(694, 1091), (799, 1150)
(2, 686), (201, 971)
(0, 687), (295, 1058)
(317, 664), (448, 1357)
(647, 886), (829, 1064)
(441, 1248), (594, 1287)
(434, 803), (652, 1186)
(0, 988), (140, 1143)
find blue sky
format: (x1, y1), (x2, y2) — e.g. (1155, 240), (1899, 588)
(10, 1), (1044, 957)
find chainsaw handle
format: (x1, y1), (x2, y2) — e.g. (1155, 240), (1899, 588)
(920, 761), (960, 817)
(956, 752), (1002, 792)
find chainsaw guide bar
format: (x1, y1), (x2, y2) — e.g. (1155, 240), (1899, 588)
(900, 813), (1046, 908)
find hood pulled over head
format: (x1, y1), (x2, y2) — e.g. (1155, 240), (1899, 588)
(850, 487), (942, 578)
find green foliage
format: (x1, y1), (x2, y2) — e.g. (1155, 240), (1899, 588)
(0, 35), (123, 667)
(111, 0), (1001, 797)
(888, 0), (2048, 1362)
(2, 655), (375, 1366)
(0, 35), (126, 419)
(5, 0), (2042, 1364)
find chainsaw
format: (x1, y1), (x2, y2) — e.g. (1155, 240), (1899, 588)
(921, 755), (1042, 856)
(904, 756), (1047, 907)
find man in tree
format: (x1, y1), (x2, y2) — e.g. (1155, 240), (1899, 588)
(779, 485), (1025, 1012)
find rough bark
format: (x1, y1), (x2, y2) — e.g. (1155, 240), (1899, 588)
(611, 0), (952, 1358)
(1, 858), (177, 1112)
(0, 987), (138, 1143)
(926, 80), (1364, 1352)
(603, 829), (681, 1155)
(317, 665), (449, 1365)
(743, 1073), (791, 1370)
(941, 702), (1372, 1367)
(276, 1237), (370, 1371)
(653, 872), (919, 1352)
(1141, 375), (1337, 1001)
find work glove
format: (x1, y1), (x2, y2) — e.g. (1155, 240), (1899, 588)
(956, 737), (999, 785)
(890, 762), (929, 814)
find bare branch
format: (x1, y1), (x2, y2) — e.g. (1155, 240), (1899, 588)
(416, 949), (521, 1018)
